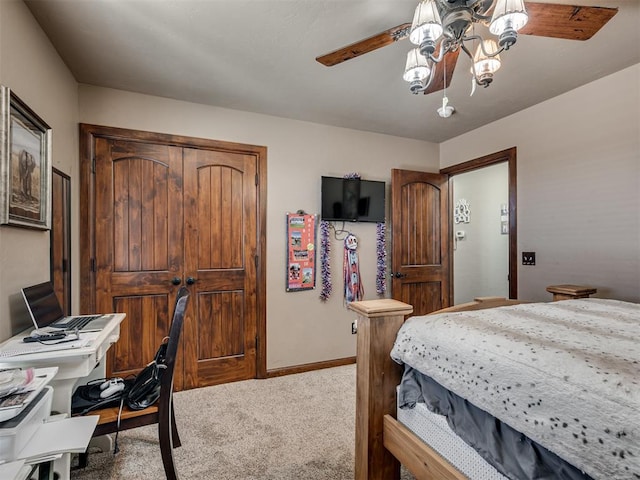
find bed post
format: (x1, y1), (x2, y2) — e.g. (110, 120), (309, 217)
(349, 299), (414, 480)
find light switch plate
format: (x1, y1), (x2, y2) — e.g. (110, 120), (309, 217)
(522, 252), (536, 265)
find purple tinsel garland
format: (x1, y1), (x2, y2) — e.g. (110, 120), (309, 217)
(376, 222), (386, 295)
(319, 220), (332, 301)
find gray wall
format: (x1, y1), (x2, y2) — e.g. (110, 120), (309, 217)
(442, 64), (640, 303)
(0, 0), (79, 341)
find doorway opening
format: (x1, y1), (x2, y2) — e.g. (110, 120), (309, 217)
(441, 147), (517, 301)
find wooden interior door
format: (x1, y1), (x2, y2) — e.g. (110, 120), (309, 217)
(390, 169), (450, 316)
(94, 137), (185, 386)
(82, 124), (267, 390)
(50, 168), (71, 315)
(182, 148), (258, 388)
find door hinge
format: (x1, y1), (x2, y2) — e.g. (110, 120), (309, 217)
(255, 334), (259, 350)
(254, 255), (259, 269)
(90, 258), (96, 272)
(91, 155), (96, 174)
(255, 173), (259, 186)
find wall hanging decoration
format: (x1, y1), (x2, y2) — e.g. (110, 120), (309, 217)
(454, 198), (470, 224)
(500, 203), (509, 234)
(0, 86), (52, 230)
(376, 222), (387, 295)
(343, 233), (364, 304)
(285, 211), (317, 291)
(319, 220), (332, 301)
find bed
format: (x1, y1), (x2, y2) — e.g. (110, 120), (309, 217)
(348, 297), (639, 480)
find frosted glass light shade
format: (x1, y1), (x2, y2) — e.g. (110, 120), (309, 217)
(489, 0), (528, 35)
(403, 48), (431, 82)
(472, 40), (501, 75)
(409, 0), (443, 45)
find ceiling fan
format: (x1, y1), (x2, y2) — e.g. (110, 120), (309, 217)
(316, 0), (617, 96)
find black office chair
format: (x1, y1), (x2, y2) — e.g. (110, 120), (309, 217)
(76, 287), (190, 479)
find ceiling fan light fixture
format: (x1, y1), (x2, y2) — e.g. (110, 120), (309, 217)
(403, 48), (431, 92)
(409, 0), (443, 54)
(316, 0), (618, 108)
(489, 0), (528, 36)
(472, 40), (501, 86)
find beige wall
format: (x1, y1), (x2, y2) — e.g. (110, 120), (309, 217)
(77, 85), (440, 369)
(0, 0), (79, 341)
(442, 64), (640, 303)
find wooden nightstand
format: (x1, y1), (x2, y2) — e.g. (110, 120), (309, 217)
(546, 284), (597, 301)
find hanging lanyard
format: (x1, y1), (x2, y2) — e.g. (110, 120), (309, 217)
(343, 234), (364, 304)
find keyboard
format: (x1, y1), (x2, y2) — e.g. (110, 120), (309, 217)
(56, 315), (101, 330)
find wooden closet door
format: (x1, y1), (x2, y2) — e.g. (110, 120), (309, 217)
(94, 138), (185, 385)
(182, 148), (258, 388)
(83, 125), (267, 389)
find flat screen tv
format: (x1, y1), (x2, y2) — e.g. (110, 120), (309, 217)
(321, 176), (386, 223)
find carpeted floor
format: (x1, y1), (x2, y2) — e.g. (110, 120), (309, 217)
(70, 364), (415, 479)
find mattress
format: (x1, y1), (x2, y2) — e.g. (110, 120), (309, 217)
(397, 387), (507, 480)
(391, 298), (640, 479)
(399, 367), (593, 480)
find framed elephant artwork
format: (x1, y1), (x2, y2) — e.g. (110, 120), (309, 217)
(0, 86), (52, 230)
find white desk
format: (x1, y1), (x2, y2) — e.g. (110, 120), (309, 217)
(0, 314), (124, 480)
(0, 459), (31, 480)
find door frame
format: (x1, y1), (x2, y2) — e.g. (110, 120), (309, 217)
(440, 147), (517, 301)
(79, 124), (268, 379)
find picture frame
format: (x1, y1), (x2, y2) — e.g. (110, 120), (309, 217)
(0, 86), (52, 230)
(285, 212), (317, 292)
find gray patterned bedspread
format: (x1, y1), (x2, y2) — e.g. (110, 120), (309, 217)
(390, 298), (639, 480)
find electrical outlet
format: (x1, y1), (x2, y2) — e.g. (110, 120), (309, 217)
(351, 320), (357, 334)
(522, 252), (536, 265)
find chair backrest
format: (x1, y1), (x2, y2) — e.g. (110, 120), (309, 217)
(160, 286), (190, 397)
(158, 287), (190, 479)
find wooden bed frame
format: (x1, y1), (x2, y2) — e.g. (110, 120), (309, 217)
(348, 297), (525, 480)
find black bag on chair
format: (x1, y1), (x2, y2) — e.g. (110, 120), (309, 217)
(71, 378), (129, 415)
(126, 340), (168, 410)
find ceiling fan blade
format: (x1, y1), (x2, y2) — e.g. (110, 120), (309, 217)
(423, 48), (460, 95)
(316, 23), (411, 67)
(519, 3), (617, 40)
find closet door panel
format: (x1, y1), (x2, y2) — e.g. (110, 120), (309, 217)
(94, 138), (184, 383)
(182, 148), (258, 387)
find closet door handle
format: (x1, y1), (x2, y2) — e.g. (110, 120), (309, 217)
(394, 272), (407, 279)
(171, 277), (182, 285)
(186, 277), (196, 285)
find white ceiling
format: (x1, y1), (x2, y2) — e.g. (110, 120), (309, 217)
(25, 0), (640, 143)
